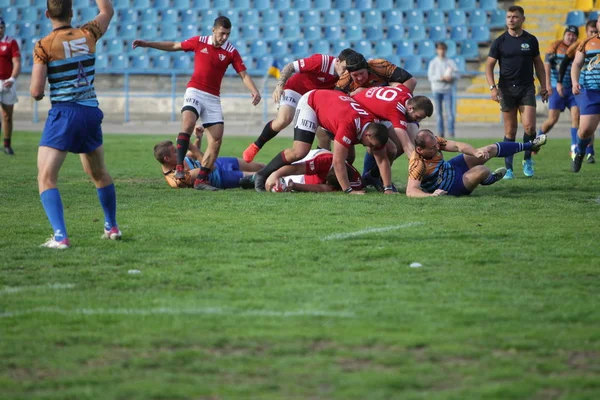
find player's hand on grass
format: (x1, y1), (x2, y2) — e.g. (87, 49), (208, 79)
(265, 175), (277, 191)
(251, 91), (261, 106)
(272, 87), (284, 103)
(432, 189), (447, 196)
(349, 189), (365, 195)
(284, 179), (294, 192)
(131, 40), (147, 49)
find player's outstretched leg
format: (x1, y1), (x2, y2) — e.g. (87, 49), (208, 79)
(243, 120), (280, 163)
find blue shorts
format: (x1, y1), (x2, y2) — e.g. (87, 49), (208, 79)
(549, 87), (577, 111)
(447, 155), (471, 197)
(576, 88), (600, 115)
(209, 157), (243, 189)
(39, 103), (104, 153)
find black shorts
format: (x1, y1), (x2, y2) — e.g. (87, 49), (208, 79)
(498, 85), (536, 112)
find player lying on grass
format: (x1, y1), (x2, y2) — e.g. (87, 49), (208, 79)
(241, 149), (364, 193)
(155, 127), (264, 190)
(406, 129), (548, 198)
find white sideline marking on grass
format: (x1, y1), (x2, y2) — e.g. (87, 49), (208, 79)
(0, 283), (75, 295)
(320, 222), (424, 241)
(0, 307), (355, 319)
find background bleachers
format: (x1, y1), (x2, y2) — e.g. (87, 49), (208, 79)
(2, 0), (507, 75)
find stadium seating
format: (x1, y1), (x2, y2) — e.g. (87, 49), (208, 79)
(262, 10), (279, 25)
(407, 25), (426, 41)
(457, 0), (476, 10)
(396, 40), (414, 57)
(566, 11), (586, 26)
(292, 40), (309, 58)
(469, 10), (488, 27)
(426, 10), (445, 27)
(416, 40), (436, 59)
(375, 40), (394, 58)
(283, 25), (301, 40)
(365, 26), (384, 41)
(429, 26), (447, 41)
(403, 56), (423, 74)
(471, 26), (491, 43)
(274, 0), (292, 10)
(460, 40), (479, 60)
(312, 39), (331, 54)
(489, 9), (506, 28)
(322, 10), (341, 26)
(242, 10), (260, 24)
(395, 0), (414, 11)
(271, 40), (289, 57)
(314, 0), (332, 9)
(324, 26), (342, 40)
(364, 10), (383, 26)
(282, 10), (300, 26)
(479, 0), (498, 11)
(154, 55), (172, 69)
(353, 40), (374, 56)
(447, 10), (467, 27)
(386, 25), (405, 41)
(437, 0), (455, 11)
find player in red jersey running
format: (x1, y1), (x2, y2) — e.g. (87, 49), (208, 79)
(242, 49), (356, 162)
(132, 16), (261, 190)
(0, 18), (21, 155)
(253, 89), (393, 194)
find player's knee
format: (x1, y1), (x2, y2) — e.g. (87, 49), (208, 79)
(276, 113), (294, 129)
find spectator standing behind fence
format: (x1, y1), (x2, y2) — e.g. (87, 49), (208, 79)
(485, 5), (549, 180)
(427, 42), (459, 138)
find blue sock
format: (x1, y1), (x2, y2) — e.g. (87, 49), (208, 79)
(481, 172), (500, 186)
(537, 128), (543, 137)
(523, 132), (534, 160)
(586, 144), (595, 155)
(570, 128), (578, 146)
(40, 188), (67, 241)
(576, 137), (592, 155)
(503, 136), (515, 170)
(494, 142), (528, 157)
(97, 183), (117, 230)
(362, 152), (376, 177)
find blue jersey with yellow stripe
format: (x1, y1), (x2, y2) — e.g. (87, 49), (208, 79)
(578, 35), (600, 90)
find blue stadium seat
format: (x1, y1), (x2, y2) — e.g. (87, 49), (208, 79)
(479, 0), (497, 11)
(386, 25), (404, 41)
(302, 10), (320, 25)
(375, 40), (394, 57)
(213, 0), (231, 8)
(406, 25), (426, 41)
(161, 23), (179, 39)
(353, 40), (374, 56)
(324, 26), (342, 40)
(231, 0), (250, 11)
(103, 25), (117, 39)
(402, 56), (423, 73)
(384, 10), (402, 26)
(334, 0), (352, 9)
(79, 8), (98, 22)
(105, 39), (126, 56)
(322, 10), (341, 25)
(312, 39), (331, 54)
(425, 10), (444, 27)
(154, 0), (169, 8)
(21, 7), (39, 21)
(303, 26), (322, 40)
(344, 10), (362, 25)
(173, 55), (192, 71)
(292, 40), (309, 57)
(355, 0), (372, 10)
(332, 40), (350, 55)
(396, 40), (414, 57)
(364, 26), (383, 41)
(437, 0), (454, 11)
(452, 55), (466, 72)
(489, 9), (505, 28)
(255, 55), (275, 75)
(457, 0), (475, 10)
(118, 9), (138, 23)
(415, 0), (433, 10)
(242, 10), (259, 24)
(314, 0), (332, 9)
(182, 24), (199, 38)
(282, 10), (300, 25)
(96, 54), (109, 70)
(270, 40), (288, 57)
(39, 21), (53, 37)
(25, 37), (37, 54)
(444, 40), (457, 57)
(374, 0), (393, 10)
(0, 0), (10, 6)
(253, 0), (269, 10)
(283, 25), (301, 40)
(460, 39), (479, 59)
(140, 23), (157, 38)
(364, 10), (383, 26)
(162, 9), (178, 24)
(450, 26), (468, 42)
(278, 55), (294, 68)
(394, 0), (414, 11)
(241, 25), (259, 41)
(250, 40), (268, 57)
(110, 55), (129, 70)
(141, 9), (159, 23)
(200, 9), (217, 23)
(261, 10), (280, 25)
(18, 23), (37, 38)
(273, 0), (291, 9)
(590, 11), (599, 21)
(471, 26), (490, 43)
(447, 10), (466, 27)
(182, 10), (199, 24)
(231, 39), (248, 55)
(405, 10), (424, 25)
(386, 54), (400, 66)
(294, 0), (311, 11)
(345, 25), (362, 41)
(131, 55), (150, 69)
(468, 10), (487, 27)
(428, 26), (447, 41)
(223, 10), (240, 24)
(154, 54), (172, 69)
(416, 40), (435, 58)
(113, 0), (131, 9)
(566, 11), (586, 27)
(134, 0), (151, 8)
(2, 8), (18, 23)
(191, 0), (208, 6)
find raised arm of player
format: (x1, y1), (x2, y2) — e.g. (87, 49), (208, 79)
(443, 139), (489, 159)
(485, 56), (500, 103)
(272, 62), (295, 103)
(534, 55), (550, 101)
(132, 40), (182, 51)
(239, 70), (261, 106)
(571, 50), (585, 95)
(93, 0), (114, 35)
(187, 126), (205, 161)
(372, 147), (395, 194)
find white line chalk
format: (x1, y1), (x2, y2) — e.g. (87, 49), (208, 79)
(0, 283), (75, 295)
(320, 222), (424, 241)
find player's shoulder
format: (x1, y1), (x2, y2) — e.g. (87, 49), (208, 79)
(368, 58), (393, 69)
(80, 20), (104, 41)
(579, 35), (599, 51)
(222, 41), (238, 53)
(1, 35), (17, 44)
(547, 40), (562, 52)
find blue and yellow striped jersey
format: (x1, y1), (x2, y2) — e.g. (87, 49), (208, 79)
(577, 35), (600, 90)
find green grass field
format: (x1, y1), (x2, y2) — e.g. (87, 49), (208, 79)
(1, 131), (599, 400)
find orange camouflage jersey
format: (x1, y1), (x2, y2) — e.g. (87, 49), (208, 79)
(334, 58), (413, 94)
(163, 157), (201, 188)
(576, 34), (600, 90)
(33, 21), (103, 106)
(408, 136), (456, 193)
(545, 40), (570, 87)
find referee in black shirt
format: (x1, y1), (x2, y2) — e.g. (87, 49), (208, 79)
(485, 5), (549, 179)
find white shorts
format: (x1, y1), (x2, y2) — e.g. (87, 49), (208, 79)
(293, 90), (318, 133)
(279, 89), (302, 109)
(0, 80), (18, 105)
(181, 87), (223, 125)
